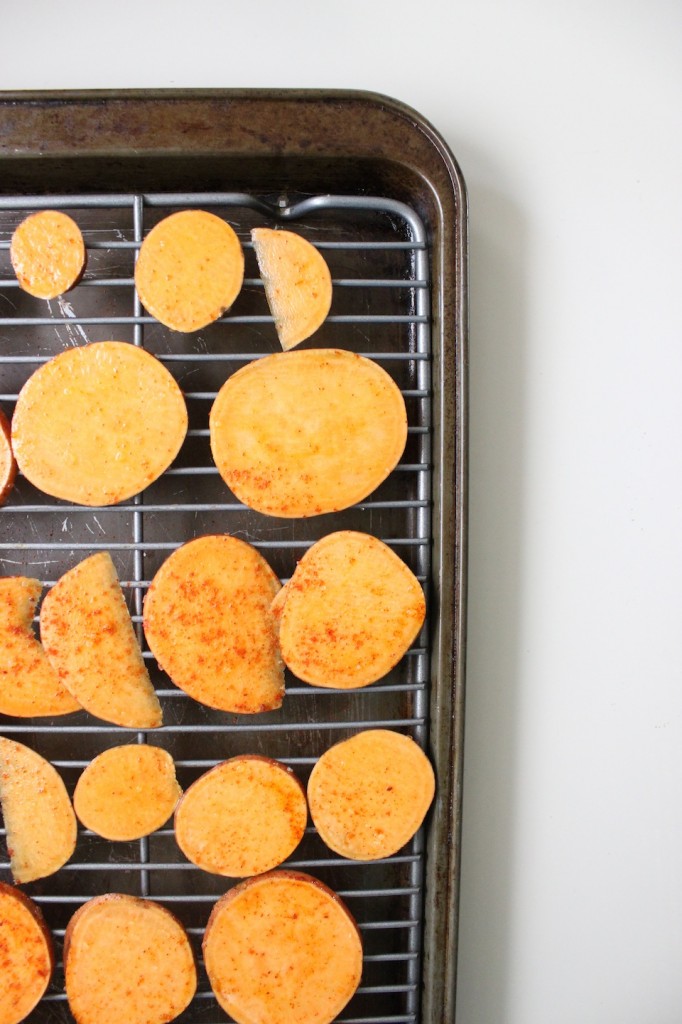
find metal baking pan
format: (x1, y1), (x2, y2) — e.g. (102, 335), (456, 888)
(0, 90), (467, 1024)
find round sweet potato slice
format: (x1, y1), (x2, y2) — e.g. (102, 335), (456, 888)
(278, 531), (426, 689)
(203, 871), (362, 1024)
(10, 210), (85, 299)
(307, 729), (435, 861)
(175, 756), (306, 876)
(0, 737), (77, 883)
(0, 883), (54, 1024)
(143, 535), (284, 714)
(64, 894), (196, 1024)
(74, 745), (181, 841)
(251, 227), (332, 349)
(0, 410), (17, 505)
(209, 348), (407, 517)
(11, 341), (187, 506)
(0, 576), (81, 717)
(135, 209), (244, 332)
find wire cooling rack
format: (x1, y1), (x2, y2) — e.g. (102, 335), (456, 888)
(0, 191), (432, 1024)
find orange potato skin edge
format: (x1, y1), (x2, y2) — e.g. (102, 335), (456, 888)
(0, 410), (17, 506)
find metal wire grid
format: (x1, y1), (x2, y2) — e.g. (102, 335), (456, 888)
(0, 192), (432, 1024)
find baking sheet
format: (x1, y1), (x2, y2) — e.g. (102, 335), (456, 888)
(0, 89), (467, 1024)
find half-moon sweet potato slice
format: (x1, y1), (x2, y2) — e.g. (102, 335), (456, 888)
(307, 729), (435, 861)
(10, 210), (85, 299)
(11, 341), (187, 507)
(278, 531), (426, 688)
(74, 745), (181, 841)
(135, 209), (244, 332)
(0, 576), (81, 717)
(0, 737), (77, 883)
(64, 894), (196, 1024)
(0, 410), (17, 506)
(251, 227), (332, 349)
(0, 883), (54, 1024)
(143, 535), (283, 714)
(203, 871), (362, 1024)
(209, 348), (407, 518)
(175, 756), (306, 876)
(40, 552), (162, 729)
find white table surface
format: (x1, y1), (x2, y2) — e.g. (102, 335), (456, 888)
(2, 2), (681, 1021)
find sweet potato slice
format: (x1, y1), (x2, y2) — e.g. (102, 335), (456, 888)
(209, 349), (407, 517)
(40, 552), (162, 729)
(135, 209), (244, 332)
(278, 531), (425, 688)
(0, 410), (17, 506)
(0, 883), (54, 1024)
(74, 745), (181, 841)
(64, 894), (196, 1024)
(11, 341), (187, 507)
(204, 871), (362, 1024)
(251, 227), (332, 349)
(143, 535), (283, 714)
(175, 756), (306, 876)
(0, 576), (81, 718)
(0, 737), (77, 883)
(307, 729), (435, 861)
(10, 210), (85, 299)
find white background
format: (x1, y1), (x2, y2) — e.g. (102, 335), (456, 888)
(2, 2), (681, 1022)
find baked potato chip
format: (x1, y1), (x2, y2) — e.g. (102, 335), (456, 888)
(210, 349), (407, 517)
(41, 552), (162, 729)
(11, 341), (187, 507)
(308, 729), (435, 860)
(175, 756), (306, 877)
(135, 210), (244, 332)
(204, 871), (362, 1024)
(65, 895), (196, 1024)
(143, 535), (284, 714)
(278, 531), (425, 688)
(251, 227), (332, 349)
(74, 745), (181, 841)
(0, 737), (77, 883)
(10, 210), (85, 299)
(0, 883), (54, 1024)
(0, 576), (81, 717)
